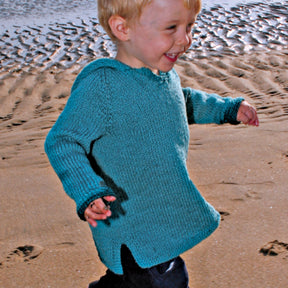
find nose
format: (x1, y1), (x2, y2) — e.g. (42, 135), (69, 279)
(176, 30), (192, 47)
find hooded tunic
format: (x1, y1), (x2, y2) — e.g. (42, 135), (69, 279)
(45, 59), (243, 274)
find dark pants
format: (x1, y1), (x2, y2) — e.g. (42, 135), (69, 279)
(89, 245), (189, 288)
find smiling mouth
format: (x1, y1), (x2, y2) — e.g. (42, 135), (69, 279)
(164, 52), (181, 62)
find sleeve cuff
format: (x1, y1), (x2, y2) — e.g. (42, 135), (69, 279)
(77, 186), (115, 221)
(224, 97), (244, 125)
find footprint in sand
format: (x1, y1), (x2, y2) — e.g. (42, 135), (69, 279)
(0, 244), (44, 267)
(259, 240), (288, 258)
(219, 211), (230, 221)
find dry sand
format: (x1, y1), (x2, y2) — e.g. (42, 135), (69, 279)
(1, 2), (288, 285)
(0, 50), (287, 288)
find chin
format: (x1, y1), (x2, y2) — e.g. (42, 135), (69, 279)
(160, 65), (174, 73)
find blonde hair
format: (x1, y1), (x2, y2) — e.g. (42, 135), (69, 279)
(98, 0), (202, 41)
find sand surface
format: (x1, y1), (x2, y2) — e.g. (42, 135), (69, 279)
(1, 3), (288, 288)
(1, 49), (287, 288)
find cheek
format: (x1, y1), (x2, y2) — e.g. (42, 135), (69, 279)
(154, 36), (175, 51)
(137, 31), (173, 56)
(144, 38), (166, 54)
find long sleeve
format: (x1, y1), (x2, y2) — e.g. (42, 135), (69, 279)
(44, 66), (115, 220)
(183, 87), (244, 125)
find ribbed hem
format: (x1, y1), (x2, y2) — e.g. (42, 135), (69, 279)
(101, 212), (221, 275)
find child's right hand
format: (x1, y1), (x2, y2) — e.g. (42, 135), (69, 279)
(84, 196), (116, 227)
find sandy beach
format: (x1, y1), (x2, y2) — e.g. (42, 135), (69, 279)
(1, 1), (288, 287)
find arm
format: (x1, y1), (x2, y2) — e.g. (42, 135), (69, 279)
(45, 68), (115, 221)
(183, 87), (245, 125)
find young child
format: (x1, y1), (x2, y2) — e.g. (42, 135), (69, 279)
(45, 0), (259, 287)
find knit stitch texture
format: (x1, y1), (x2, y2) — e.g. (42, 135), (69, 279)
(45, 59), (244, 274)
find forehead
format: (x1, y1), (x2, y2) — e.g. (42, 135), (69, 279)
(140, 0), (196, 23)
(144, 0), (195, 9)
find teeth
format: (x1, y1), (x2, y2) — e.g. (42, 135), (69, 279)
(166, 53), (177, 58)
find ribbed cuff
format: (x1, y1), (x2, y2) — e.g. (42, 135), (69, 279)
(77, 187), (115, 221)
(224, 97), (244, 124)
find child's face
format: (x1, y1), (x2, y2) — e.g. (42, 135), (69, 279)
(116, 0), (197, 73)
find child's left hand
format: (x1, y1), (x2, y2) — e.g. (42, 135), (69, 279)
(237, 100), (259, 126)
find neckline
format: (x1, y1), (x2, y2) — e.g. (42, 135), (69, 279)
(97, 58), (171, 81)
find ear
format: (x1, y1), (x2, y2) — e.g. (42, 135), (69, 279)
(108, 15), (130, 41)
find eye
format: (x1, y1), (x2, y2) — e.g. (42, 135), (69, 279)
(166, 24), (177, 30)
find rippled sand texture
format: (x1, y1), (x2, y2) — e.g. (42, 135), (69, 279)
(1, 2), (288, 74)
(0, 2), (288, 288)
(0, 0), (98, 19)
(0, 20), (113, 73)
(191, 3), (288, 56)
(177, 51), (288, 121)
(0, 50), (287, 169)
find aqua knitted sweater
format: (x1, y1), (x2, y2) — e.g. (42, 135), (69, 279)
(45, 59), (243, 274)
